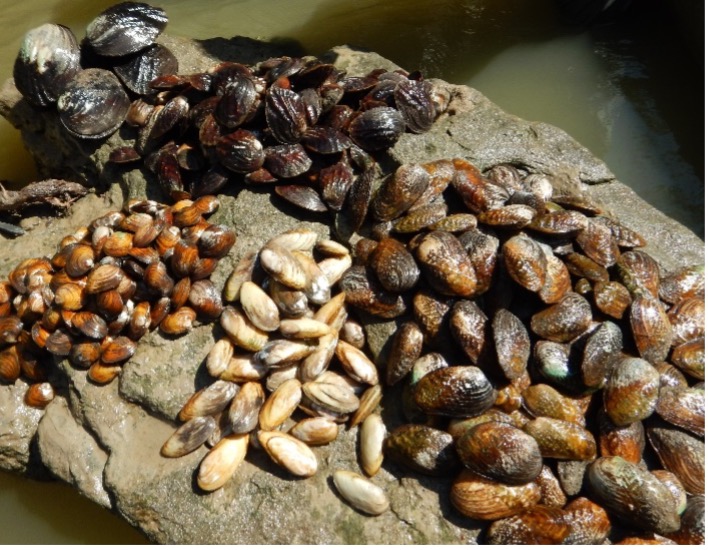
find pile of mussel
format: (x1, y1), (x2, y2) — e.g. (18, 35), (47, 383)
(13, 1), (444, 207)
(0, 195), (235, 406)
(162, 228), (391, 515)
(335, 158), (704, 543)
(6, 0), (705, 544)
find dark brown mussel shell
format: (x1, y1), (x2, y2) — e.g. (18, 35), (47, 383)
(502, 233), (547, 293)
(456, 421), (543, 484)
(13, 23), (81, 107)
(667, 297), (705, 346)
(265, 86), (308, 144)
(659, 264), (705, 305)
(449, 299), (488, 365)
(371, 163), (430, 222)
(587, 456), (681, 535)
(393, 78), (436, 133)
(575, 219), (619, 268)
(385, 320), (424, 385)
(348, 106), (405, 151)
(486, 505), (570, 544)
(264, 143), (312, 179)
(216, 129), (265, 174)
(319, 160), (354, 212)
(113, 43), (178, 95)
(629, 292), (673, 365)
(214, 74), (258, 128)
(580, 320), (623, 389)
(369, 237), (420, 293)
(617, 249), (661, 297)
(85, 1), (168, 57)
(274, 185), (328, 213)
(384, 424), (459, 476)
(414, 365), (496, 418)
(667, 495), (705, 544)
(339, 266), (406, 319)
(56, 68), (130, 139)
(592, 280), (632, 319)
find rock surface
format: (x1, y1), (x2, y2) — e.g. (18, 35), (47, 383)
(0, 35), (703, 544)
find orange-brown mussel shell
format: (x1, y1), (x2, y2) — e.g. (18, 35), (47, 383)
(629, 292), (673, 365)
(0, 345), (21, 382)
(502, 233), (547, 293)
(414, 231), (477, 297)
(85, 264), (123, 294)
(592, 280), (632, 320)
(414, 366), (496, 418)
(370, 163), (430, 222)
(412, 289), (454, 347)
(587, 455), (681, 535)
(617, 249), (661, 297)
(492, 309), (530, 381)
(655, 386), (704, 437)
(522, 384), (586, 426)
(596, 409), (645, 464)
(485, 505), (570, 544)
(24, 381), (55, 408)
(530, 292), (592, 343)
(450, 469), (541, 521)
(338, 266), (406, 319)
(666, 495), (705, 545)
(667, 297), (705, 346)
(101, 335), (137, 364)
(384, 424), (460, 476)
(646, 424), (705, 495)
(659, 264), (704, 305)
(575, 218), (619, 268)
(456, 421), (542, 484)
(670, 337), (704, 380)
(523, 417), (596, 461)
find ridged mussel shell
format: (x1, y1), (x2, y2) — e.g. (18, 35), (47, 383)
(413, 365), (496, 418)
(587, 456), (681, 535)
(384, 423), (459, 476)
(456, 421), (543, 485)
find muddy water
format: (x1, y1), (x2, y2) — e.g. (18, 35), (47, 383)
(0, 0), (703, 544)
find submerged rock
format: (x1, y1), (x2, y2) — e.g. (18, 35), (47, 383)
(0, 34), (703, 544)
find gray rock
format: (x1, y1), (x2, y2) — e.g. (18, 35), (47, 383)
(0, 33), (703, 545)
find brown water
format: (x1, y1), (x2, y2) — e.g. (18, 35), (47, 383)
(0, 0), (703, 544)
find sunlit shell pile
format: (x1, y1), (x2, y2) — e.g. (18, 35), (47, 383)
(4, 0), (706, 545)
(335, 158), (704, 543)
(0, 195), (235, 406)
(162, 228), (389, 506)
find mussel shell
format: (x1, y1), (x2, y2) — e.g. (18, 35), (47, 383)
(85, 2), (168, 57)
(216, 129), (265, 174)
(492, 309), (530, 381)
(265, 86), (308, 144)
(113, 43), (178, 95)
(393, 78), (436, 133)
(647, 424), (705, 495)
(13, 23), (81, 107)
(655, 386), (704, 437)
(57, 68), (130, 139)
(587, 456), (681, 535)
(414, 365), (496, 418)
(456, 421), (542, 485)
(384, 424), (460, 476)
(369, 237), (420, 293)
(485, 505), (571, 544)
(450, 469), (541, 521)
(449, 299), (488, 365)
(385, 321), (424, 385)
(414, 231), (477, 297)
(530, 292), (592, 343)
(596, 409), (645, 464)
(348, 106), (405, 151)
(371, 163), (430, 222)
(523, 417), (596, 461)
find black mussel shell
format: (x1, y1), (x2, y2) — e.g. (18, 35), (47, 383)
(113, 43), (178, 95)
(348, 106), (405, 151)
(216, 129), (265, 174)
(13, 23), (81, 107)
(394, 79), (436, 133)
(85, 1), (168, 57)
(57, 68), (130, 139)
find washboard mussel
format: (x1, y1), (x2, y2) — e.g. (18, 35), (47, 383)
(0, 195), (235, 407)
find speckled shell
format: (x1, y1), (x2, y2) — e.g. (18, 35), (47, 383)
(492, 309), (530, 381)
(592, 280), (632, 320)
(587, 456), (681, 535)
(629, 292), (673, 365)
(581, 321), (623, 390)
(523, 417), (596, 461)
(603, 357), (660, 426)
(371, 163), (430, 222)
(449, 299), (488, 365)
(502, 233), (547, 292)
(486, 505), (570, 544)
(617, 249), (661, 297)
(655, 386), (704, 437)
(414, 366), (496, 418)
(450, 469), (541, 521)
(530, 292), (592, 343)
(596, 409), (645, 464)
(414, 231), (477, 297)
(385, 321), (424, 386)
(456, 421), (542, 485)
(522, 384), (586, 426)
(384, 423), (459, 476)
